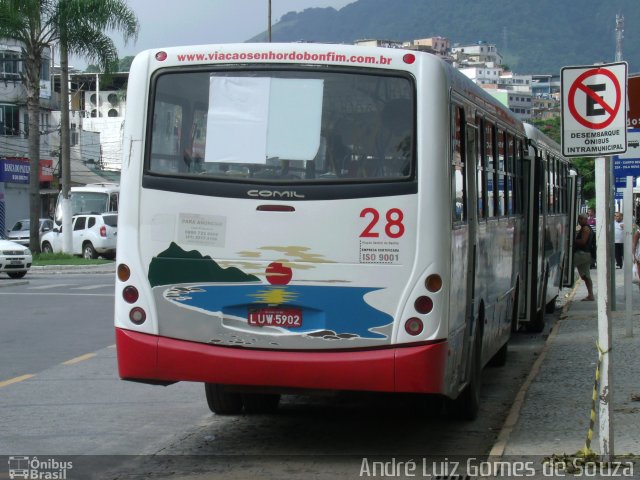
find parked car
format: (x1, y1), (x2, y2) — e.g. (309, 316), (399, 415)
(6, 218), (54, 246)
(0, 233), (32, 279)
(41, 213), (117, 259)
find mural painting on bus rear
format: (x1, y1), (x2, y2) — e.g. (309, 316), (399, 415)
(147, 242), (394, 348)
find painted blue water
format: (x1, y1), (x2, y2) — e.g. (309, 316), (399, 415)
(168, 284), (393, 339)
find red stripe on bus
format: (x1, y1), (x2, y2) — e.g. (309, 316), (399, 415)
(115, 328), (447, 394)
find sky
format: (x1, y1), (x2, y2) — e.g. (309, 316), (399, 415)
(70, 0), (355, 69)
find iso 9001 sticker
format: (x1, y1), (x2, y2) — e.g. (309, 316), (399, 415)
(359, 240), (400, 264)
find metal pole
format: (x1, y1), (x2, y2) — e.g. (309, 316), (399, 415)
(595, 156), (614, 461)
(268, 0), (272, 42)
(623, 176), (633, 337)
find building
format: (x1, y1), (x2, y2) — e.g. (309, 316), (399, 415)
(0, 38), (57, 233)
(459, 66), (503, 85)
(354, 39), (404, 49)
(451, 41), (502, 68)
(404, 37), (451, 58)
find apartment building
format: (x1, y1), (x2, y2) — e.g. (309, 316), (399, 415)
(451, 41), (503, 68)
(0, 38), (57, 233)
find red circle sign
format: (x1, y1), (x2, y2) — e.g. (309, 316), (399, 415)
(567, 68), (621, 130)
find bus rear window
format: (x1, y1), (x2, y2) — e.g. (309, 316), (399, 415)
(147, 69), (414, 183)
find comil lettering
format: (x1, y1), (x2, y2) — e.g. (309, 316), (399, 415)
(247, 190), (305, 199)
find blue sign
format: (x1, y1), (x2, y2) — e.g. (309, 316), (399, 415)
(614, 175), (634, 199)
(0, 159), (30, 184)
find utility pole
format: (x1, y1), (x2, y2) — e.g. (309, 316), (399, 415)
(268, 0), (272, 42)
(615, 14), (624, 62)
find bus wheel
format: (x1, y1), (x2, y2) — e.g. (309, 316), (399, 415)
(526, 309), (545, 333)
(450, 323), (482, 421)
(545, 297), (557, 314)
(243, 393), (281, 414)
(488, 342), (508, 367)
(204, 383), (243, 415)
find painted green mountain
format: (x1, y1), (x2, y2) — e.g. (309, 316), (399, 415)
(249, 0), (639, 74)
(148, 242), (260, 287)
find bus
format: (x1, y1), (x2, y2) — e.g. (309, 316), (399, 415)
(521, 124), (574, 332)
(115, 43), (572, 419)
(54, 183), (119, 227)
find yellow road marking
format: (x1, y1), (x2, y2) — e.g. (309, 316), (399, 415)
(0, 374), (35, 388)
(62, 352), (97, 365)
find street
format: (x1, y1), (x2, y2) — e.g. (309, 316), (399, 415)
(0, 270), (560, 479)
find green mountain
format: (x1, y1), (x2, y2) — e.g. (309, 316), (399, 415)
(250, 0), (639, 74)
(148, 242), (260, 287)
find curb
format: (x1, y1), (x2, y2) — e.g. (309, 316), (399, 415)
(489, 280), (580, 458)
(30, 263), (116, 274)
(0, 280), (28, 288)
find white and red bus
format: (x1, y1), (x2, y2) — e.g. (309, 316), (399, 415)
(115, 43), (571, 419)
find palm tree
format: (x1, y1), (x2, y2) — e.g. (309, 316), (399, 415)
(57, 0), (138, 252)
(0, 0), (56, 252)
(0, 0), (138, 252)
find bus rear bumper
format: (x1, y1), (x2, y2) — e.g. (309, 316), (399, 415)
(115, 328), (448, 394)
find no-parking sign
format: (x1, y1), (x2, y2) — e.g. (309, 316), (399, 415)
(561, 62), (627, 157)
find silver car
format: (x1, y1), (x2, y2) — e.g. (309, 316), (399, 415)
(0, 233), (32, 279)
(7, 218), (54, 246)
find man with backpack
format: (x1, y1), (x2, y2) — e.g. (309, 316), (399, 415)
(574, 213), (595, 301)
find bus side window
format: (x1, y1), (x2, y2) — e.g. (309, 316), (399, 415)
(452, 106), (465, 223)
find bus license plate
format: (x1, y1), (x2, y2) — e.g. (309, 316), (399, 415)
(248, 308), (302, 328)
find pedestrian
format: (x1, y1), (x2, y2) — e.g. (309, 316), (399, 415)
(632, 220), (640, 286)
(614, 212), (624, 269)
(587, 207), (597, 269)
(587, 207), (596, 229)
(574, 213), (595, 301)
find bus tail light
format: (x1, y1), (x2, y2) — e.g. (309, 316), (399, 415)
(404, 317), (424, 336)
(129, 307), (146, 325)
(414, 296), (433, 314)
(425, 274), (442, 292)
(123, 286), (139, 304)
(117, 264), (131, 282)
(155, 51), (167, 61)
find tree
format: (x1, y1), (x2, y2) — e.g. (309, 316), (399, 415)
(57, 0), (138, 252)
(0, 0), (55, 252)
(0, 0), (137, 252)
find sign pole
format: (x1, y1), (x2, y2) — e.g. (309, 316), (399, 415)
(623, 177), (633, 337)
(595, 156), (614, 461)
(562, 62), (627, 462)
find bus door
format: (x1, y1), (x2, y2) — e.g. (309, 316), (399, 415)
(449, 108), (478, 389)
(522, 148), (543, 326)
(460, 123), (479, 384)
(563, 171), (579, 287)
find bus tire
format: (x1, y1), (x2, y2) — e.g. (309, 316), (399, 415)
(42, 241), (53, 254)
(545, 297), (557, 314)
(243, 393), (280, 414)
(489, 342), (508, 367)
(450, 321), (482, 421)
(526, 309), (545, 333)
(205, 383), (243, 415)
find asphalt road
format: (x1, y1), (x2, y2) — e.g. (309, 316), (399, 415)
(0, 271), (559, 479)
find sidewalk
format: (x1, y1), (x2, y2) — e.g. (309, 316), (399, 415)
(501, 264), (640, 460)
